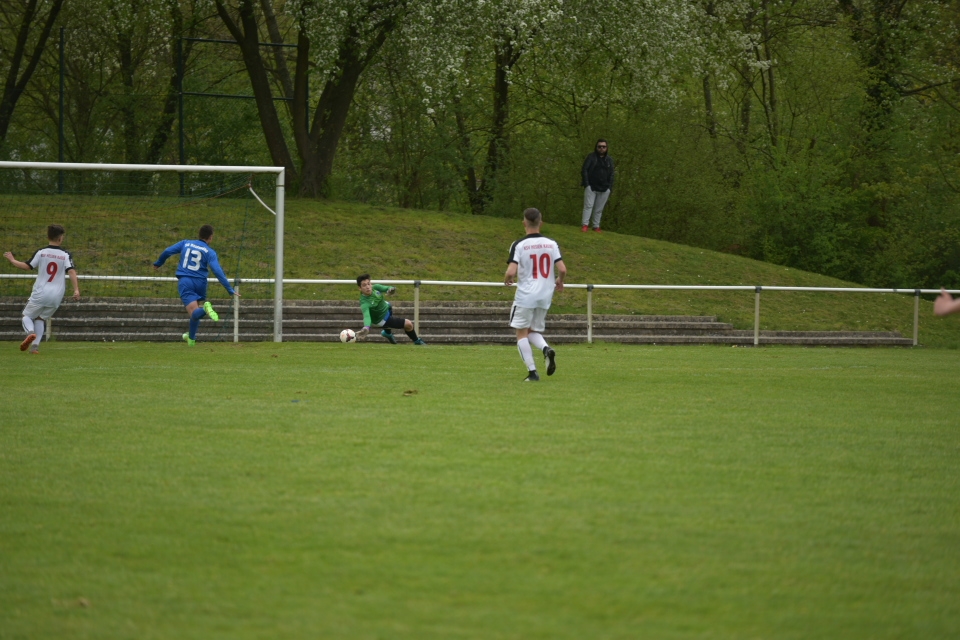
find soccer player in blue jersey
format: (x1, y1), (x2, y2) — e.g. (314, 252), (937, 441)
(153, 224), (239, 346)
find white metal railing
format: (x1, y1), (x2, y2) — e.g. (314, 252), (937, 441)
(2, 274), (957, 345)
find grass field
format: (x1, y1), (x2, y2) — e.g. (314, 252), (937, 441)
(2, 341), (958, 639)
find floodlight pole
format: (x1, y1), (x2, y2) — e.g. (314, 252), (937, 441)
(274, 170), (285, 342)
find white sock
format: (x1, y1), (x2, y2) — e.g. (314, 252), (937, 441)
(33, 319), (45, 345)
(528, 332), (548, 352)
(22, 316), (35, 334)
(517, 338), (536, 371)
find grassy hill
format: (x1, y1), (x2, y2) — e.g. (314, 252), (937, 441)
(282, 201), (960, 348)
(3, 197), (959, 347)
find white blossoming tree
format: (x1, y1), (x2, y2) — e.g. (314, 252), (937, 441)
(394, 0), (701, 213)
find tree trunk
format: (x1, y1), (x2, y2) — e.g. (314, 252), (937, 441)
(0, 0), (65, 147)
(459, 36), (521, 214)
(145, 1), (197, 165)
(703, 73), (716, 138)
(738, 61), (752, 153)
(478, 43), (513, 206)
(291, 30), (310, 161)
(260, 0), (294, 102)
(762, 0), (777, 148)
(215, 0), (298, 181)
(117, 30), (140, 164)
(454, 98), (484, 215)
(215, 0), (396, 197)
(299, 21), (391, 197)
(840, 0), (905, 131)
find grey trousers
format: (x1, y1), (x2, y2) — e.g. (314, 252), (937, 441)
(582, 187), (610, 228)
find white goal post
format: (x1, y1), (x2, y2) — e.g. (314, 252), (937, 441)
(0, 161), (286, 342)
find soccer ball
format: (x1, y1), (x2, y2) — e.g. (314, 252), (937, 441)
(339, 329), (357, 343)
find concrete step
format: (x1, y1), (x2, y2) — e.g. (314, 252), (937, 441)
(0, 297), (913, 346)
(1, 317), (737, 333)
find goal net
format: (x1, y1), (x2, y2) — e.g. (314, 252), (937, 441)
(0, 161), (285, 342)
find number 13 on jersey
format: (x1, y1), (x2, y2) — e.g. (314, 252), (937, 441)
(181, 249), (202, 271)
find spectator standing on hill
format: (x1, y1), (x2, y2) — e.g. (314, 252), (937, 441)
(3, 224), (80, 354)
(504, 207), (565, 382)
(581, 139), (614, 232)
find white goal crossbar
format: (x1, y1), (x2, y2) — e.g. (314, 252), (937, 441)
(0, 161), (286, 342)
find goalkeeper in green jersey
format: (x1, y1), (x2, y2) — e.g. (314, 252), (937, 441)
(355, 274), (426, 345)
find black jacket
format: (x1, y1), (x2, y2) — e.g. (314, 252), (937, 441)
(581, 152), (614, 192)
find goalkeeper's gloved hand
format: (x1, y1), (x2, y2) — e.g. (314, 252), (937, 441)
(357, 326), (370, 339)
(386, 287), (397, 296)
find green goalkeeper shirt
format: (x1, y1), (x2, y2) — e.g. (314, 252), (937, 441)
(359, 284), (392, 326)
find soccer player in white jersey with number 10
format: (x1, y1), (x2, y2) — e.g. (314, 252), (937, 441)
(504, 208), (567, 382)
(4, 224), (80, 354)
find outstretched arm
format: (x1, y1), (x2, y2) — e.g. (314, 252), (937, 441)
(153, 241), (183, 269)
(357, 301), (373, 338)
(3, 252), (30, 270)
(934, 288), (960, 317)
(208, 255), (237, 296)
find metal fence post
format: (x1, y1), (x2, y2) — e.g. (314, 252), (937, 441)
(587, 284), (594, 344)
(233, 281), (240, 343)
(273, 170), (285, 342)
(913, 289), (920, 346)
(754, 286), (762, 346)
(414, 280), (421, 335)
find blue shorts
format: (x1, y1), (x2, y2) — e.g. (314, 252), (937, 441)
(178, 276), (207, 306)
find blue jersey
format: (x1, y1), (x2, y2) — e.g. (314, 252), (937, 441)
(154, 239), (235, 295)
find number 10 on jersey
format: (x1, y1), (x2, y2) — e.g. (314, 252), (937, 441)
(530, 253), (552, 279)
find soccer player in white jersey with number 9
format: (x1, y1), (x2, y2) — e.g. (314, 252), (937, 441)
(504, 208), (566, 381)
(4, 224), (80, 354)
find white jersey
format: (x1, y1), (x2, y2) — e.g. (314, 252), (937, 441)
(27, 245), (75, 306)
(507, 233), (563, 309)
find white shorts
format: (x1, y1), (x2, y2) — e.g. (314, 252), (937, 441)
(23, 298), (61, 321)
(509, 305), (548, 332)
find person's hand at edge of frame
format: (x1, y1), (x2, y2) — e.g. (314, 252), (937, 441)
(934, 288), (959, 317)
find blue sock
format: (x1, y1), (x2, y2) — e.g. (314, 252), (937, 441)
(190, 307), (205, 339)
